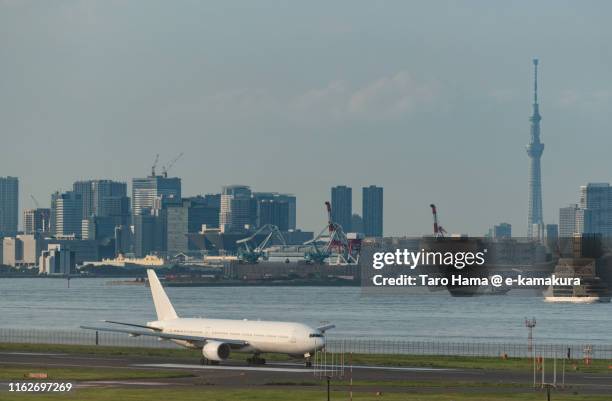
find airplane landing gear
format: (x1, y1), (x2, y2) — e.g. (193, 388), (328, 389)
(200, 357), (220, 365)
(304, 353), (313, 367)
(247, 354), (266, 365)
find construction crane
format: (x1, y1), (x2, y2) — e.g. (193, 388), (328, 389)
(162, 152), (184, 178)
(236, 224), (287, 264)
(30, 195), (41, 209)
(430, 204), (448, 238)
(151, 154), (159, 177)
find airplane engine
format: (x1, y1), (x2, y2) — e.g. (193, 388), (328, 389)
(202, 341), (231, 361)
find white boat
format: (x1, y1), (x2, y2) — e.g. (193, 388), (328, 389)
(543, 258), (611, 304)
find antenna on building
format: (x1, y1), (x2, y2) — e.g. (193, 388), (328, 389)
(533, 58), (538, 104)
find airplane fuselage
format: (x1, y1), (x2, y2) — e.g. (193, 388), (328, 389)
(148, 317), (325, 355)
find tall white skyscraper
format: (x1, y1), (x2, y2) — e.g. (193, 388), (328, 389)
(132, 175), (181, 216)
(51, 191), (83, 237)
(559, 204), (579, 238)
(219, 185), (252, 233)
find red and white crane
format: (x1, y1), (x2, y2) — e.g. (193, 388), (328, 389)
(430, 204), (448, 238)
(303, 202), (360, 265)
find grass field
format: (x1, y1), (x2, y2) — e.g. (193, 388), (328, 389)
(0, 388), (608, 401)
(0, 359), (606, 400)
(1, 342), (610, 374)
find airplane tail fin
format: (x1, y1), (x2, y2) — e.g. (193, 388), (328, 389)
(147, 269), (178, 321)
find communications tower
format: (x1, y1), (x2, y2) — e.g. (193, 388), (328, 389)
(526, 58), (544, 238)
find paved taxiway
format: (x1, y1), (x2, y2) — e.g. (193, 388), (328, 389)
(1, 351), (611, 394)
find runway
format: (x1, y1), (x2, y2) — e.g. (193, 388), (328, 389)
(134, 362), (453, 373)
(1, 351), (610, 394)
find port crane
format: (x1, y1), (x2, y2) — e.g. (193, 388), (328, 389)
(304, 202), (360, 265)
(430, 204), (448, 238)
(236, 224), (287, 264)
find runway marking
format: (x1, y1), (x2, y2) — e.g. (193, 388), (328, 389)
(0, 352), (66, 356)
(269, 362), (455, 372)
(78, 381), (177, 387)
(134, 363), (310, 373)
(135, 363), (454, 373)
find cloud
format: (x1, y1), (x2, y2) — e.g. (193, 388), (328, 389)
(163, 71), (441, 124)
(556, 88), (612, 112)
(290, 71), (440, 122)
(347, 71), (438, 117)
(488, 88), (519, 103)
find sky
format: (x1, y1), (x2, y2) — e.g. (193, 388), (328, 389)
(1, 0), (611, 235)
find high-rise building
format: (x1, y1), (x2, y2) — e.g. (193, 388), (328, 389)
(72, 181), (94, 219)
(51, 191), (83, 237)
(362, 185), (383, 237)
(132, 175), (181, 217)
(2, 234), (42, 266)
(2, 237), (22, 266)
(220, 185), (252, 233)
(258, 199), (290, 231)
(493, 223), (512, 239)
(526, 59), (545, 238)
(189, 196), (221, 230)
(98, 195), (130, 224)
(166, 202), (189, 256)
(559, 204), (579, 238)
(351, 214), (364, 234)
(23, 208), (51, 235)
(0, 176), (18, 234)
(577, 183), (612, 236)
(252, 192), (295, 231)
(133, 213), (158, 257)
(166, 197), (221, 255)
(331, 185), (352, 232)
(73, 180), (128, 219)
(73, 180), (130, 250)
(82, 216), (117, 240)
(546, 224), (558, 241)
(38, 245), (75, 275)
(203, 193), (221, 209)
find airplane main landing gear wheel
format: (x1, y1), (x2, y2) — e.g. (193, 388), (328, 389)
(304, 353), (313, 368)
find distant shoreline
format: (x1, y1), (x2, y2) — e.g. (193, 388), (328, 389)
(0, 274), (359, 286)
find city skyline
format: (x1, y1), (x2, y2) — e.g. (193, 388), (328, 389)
(2, 1), (612, 235)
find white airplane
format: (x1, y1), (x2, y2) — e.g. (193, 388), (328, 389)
(81, 269), (333, 366)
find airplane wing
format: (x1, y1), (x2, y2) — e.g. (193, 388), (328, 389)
(80, 325), (248, 347)
(316, 324), (335, 332)
(102, 320), (162, 331)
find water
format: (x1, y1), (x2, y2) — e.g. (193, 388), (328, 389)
(1, 278), (611, 344)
